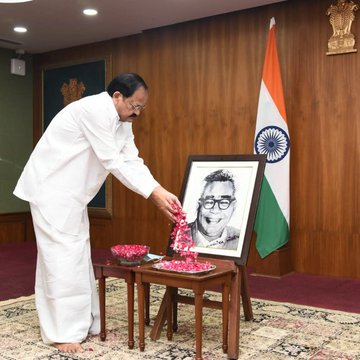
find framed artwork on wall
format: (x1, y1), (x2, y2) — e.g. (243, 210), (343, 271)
(167, 154), (266, 265)
(42, 58), (112, 218)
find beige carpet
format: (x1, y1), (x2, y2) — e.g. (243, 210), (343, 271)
(1, 279), (359, 360)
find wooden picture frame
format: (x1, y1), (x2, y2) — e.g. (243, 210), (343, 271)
(42, 58), (112, 218)
(167, 154), (266, 265)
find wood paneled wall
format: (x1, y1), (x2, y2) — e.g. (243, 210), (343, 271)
(27, 0), (359, 278)
(0, 213), (35, 244)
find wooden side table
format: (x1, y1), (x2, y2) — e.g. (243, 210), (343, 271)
(134, 258), (233, 360)
(149, 262), (253, 359)
(93, 261), (150, 349)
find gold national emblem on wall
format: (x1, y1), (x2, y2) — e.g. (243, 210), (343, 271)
(60, 78), (86, 106)
(326, 0), (359, 55)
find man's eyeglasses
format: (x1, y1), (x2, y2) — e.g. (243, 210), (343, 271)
(199, 198), (236, 210)
(129, 100), (146, 112)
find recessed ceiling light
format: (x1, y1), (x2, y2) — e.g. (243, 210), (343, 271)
(83, 8), (98, 16)
(0, 0), (32, 3)
(14, 26), (27, 33)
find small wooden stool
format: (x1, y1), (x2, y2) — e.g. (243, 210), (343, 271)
(93, 261), (150, 349)
(134, 258), (233, 360)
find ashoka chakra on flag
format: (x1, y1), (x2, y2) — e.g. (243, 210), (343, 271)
(255, 125), (290, 163)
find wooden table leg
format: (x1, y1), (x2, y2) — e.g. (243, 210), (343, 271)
(172, 287), (178, 332)
(145, 283), (150, 325)
(194, 290), (204, 360)
(165, 287), (173, 340)
(222, 281), (230, 353)
(126, 281), (134, 349)
(227, 265), (253, 359)
(227, 267), (241, 359)
(137, 279), (145, 351)
(98, 276), (106, 341)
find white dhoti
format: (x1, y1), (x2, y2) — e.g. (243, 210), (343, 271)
(30, 204), (100, 344)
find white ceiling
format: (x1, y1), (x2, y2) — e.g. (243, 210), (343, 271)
(0, 0), (286, 54)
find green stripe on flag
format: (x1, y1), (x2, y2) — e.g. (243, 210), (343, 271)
(255, 176), (289, 258)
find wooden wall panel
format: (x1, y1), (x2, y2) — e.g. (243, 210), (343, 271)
(291, 231), (360, 278)
(0, 213), (35, 244)
(25, 0), (360, 278)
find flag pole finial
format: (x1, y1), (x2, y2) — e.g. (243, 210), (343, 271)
(270, 17), (276, 29)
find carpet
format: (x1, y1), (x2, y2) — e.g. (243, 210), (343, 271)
(0, 279), (359, 360)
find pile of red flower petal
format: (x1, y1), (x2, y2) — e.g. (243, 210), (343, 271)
(111, 244), (149, 261)
(160, 204), (212, 272)
(157, 259), (212, 272)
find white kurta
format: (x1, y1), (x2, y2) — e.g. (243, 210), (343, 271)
(14, 91), (159, 235)
(14, 91), (159, 343)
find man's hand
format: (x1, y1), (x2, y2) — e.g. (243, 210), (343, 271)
(149, 186), (182, 222)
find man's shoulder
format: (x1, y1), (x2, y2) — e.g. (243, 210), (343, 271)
(77, 91), (109, 105)
(72, 92), (116, 120)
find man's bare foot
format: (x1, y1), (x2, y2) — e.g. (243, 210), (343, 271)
(54, 342), (84, 353)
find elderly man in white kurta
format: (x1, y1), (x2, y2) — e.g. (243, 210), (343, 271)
(14, 73), (181, 353)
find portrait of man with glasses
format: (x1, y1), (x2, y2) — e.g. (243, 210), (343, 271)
(188, 169), (240, 250)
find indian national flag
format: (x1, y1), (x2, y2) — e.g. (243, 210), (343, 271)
(253, 17), (290, 258)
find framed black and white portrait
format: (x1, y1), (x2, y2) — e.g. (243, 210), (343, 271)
(168, 154), (266, 265)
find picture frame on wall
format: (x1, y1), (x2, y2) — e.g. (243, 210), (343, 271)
(167, 154), (266, 265)
(42, 58), (112, 218)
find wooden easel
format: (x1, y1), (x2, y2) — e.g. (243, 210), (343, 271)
(149, 261), (253, 360)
